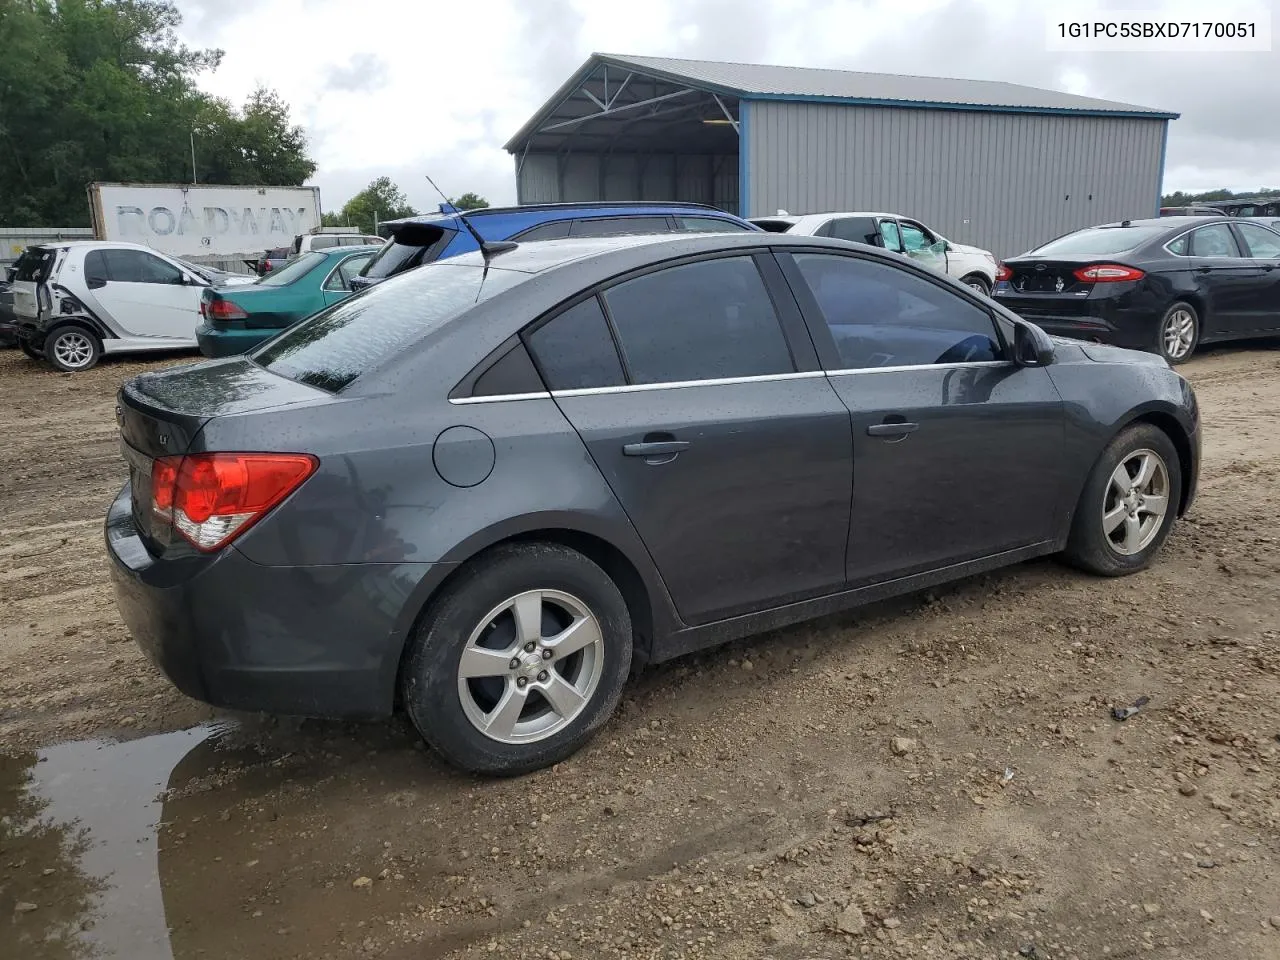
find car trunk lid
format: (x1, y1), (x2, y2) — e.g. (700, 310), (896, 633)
(118, 358), (333, 549)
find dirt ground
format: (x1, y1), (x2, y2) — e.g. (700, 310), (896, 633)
(1, 342), (1279, 960)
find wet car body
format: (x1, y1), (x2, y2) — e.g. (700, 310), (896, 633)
(106, 232), (1200, 773)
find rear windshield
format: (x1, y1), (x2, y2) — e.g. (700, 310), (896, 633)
(751, 219), (797, 233)
(361, 224), (452, 279)
(1029, 226), (1168, 257)
(251, 263), (528, 392)
(257, 251), (325, 287)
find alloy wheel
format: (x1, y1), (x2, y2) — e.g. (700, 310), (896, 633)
(52, 331), (95, 369)
(1102, 448), (1171, 556)
(456, 589), (604, 744)
(1162, 309), (1196, 361)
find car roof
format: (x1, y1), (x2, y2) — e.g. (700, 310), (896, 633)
(1091, 216), (1232, 229)
(312, 244), (383, 257)
(382, 201), (739, 230)
(34, 240), (172, 252)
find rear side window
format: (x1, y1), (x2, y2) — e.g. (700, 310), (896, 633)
(673, 216), (751, 233)
(1166, 233), (1191, 256)
(310, 236), (339, 250)
(570, 216), (671, 238)
(821, 217), (879, 244)
(525, 297), (625, 390)
(252, 264), (528, 392)
(601, 256), (794, 385)
(1190, 224), (1240, 258)
(85, 250), (109, 285)
(792, 253), (1003, 370)
(512, 220), (571, 242)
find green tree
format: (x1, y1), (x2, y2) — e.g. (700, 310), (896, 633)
(0, 0), (316, 227)
(449, 192), (489, 211)
(337, 176), (416, 234)
(1161, 187), (1280, 206)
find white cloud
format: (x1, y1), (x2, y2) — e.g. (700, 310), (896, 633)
(174, 0), (1280, 212)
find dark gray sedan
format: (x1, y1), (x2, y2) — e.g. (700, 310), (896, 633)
(106, 232), (1200, 775)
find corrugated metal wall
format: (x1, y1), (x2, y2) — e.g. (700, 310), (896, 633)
(745, 101), (1167, 258)
(516, 153), (739, 214)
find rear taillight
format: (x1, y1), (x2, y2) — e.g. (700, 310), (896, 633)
(206, 299), (249, 321)
(1073, 264), (1145, 283)
(995, 264), (1013, 281)
(262, 260), (273, 272)
(149, 453), (318, 552)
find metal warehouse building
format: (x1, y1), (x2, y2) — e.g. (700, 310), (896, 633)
(506, 54), (1178, 258)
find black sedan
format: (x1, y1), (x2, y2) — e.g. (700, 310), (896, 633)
(106, 232), (1199, 776)
(994, 216), (1280, 364)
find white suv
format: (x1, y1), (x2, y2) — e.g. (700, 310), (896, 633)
(751, 211), (1000, 294)
(12, 241), (232, 371)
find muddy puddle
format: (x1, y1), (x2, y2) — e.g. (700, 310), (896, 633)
(0, 720), (504, 960)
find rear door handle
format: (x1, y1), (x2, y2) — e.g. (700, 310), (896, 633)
(623, 440), (690, 457)
(867, 422), (918, 438)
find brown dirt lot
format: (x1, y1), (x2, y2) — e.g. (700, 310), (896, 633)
(1, 343), (1279, 960)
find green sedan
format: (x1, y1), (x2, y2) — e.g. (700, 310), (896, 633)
(196, 244), (382, 358)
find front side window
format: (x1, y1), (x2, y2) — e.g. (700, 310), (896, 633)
(1234, 222), (1280, 259)
(899, 221), (936, 251)
(1190, 224), (1240, 258)
(102, 249), (183, 284)
(570, 216), (672, 238)
(601, 256), (794, 385)
(792, 253), (1004, 370)
(525, 296), (626, 390)
(879, 220), (903, 252)
(673, 215), (751, 233)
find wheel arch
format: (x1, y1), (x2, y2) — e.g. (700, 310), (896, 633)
(45, 314), (110, 343)
(1113, 408), (1196, 517)
(387, 520), (668, 713)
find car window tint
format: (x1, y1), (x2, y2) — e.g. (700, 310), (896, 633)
(673, 216), (751, 233)
(525, 297), (625, 390)
(513, 220), (572, 242)
(827, 217), (880, 244)
(570, 216), (672, 238)
(1166, 233), (1191, 256)
(252, 263), (528, 392)
(601, 256), (794, 385)
(1191, 223), (1240, 258)
(84, 250), (110, 284)
(103, 249), (183, 284)
(793, 253), (1004, 370)
(1234, 222), (1280, 258)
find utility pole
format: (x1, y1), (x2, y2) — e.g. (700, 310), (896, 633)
(190, 130), (198, 184)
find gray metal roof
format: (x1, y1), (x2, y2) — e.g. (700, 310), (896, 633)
(600, 54), (1177, 118)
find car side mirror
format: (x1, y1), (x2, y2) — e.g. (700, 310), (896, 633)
(1014, 322), (1055, 366)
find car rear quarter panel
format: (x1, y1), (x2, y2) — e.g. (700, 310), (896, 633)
(1044, 344), (1199, 531)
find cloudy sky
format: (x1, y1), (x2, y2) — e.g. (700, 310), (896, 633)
(174, 0), (1277, 213)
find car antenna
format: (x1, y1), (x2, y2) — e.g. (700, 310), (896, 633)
(424, 174), (516, 262)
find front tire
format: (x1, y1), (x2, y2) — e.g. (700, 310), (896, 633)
(1062, 423), (1182, 576)
(44, 325), (101, 372)
(401, 542), (633, 776)
(1157, 301), (1199, 365)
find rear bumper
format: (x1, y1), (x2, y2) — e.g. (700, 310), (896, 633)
(195, 323), (275, 358)
(994, 289), (1158, 351)
(105, 483), (439, 718)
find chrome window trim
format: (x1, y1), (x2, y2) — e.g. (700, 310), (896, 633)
(449, 390), (553, 405)
(827, 360), (1011, 377)
(550, 370), (825, 398)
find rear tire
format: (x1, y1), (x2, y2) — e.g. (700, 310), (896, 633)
(1062, 423), (1182, 577)
(43, 325), (101, 372)
(961, 274), (991, 296)
(18, 338), (42, 361)
(401, 542), (633, 776)
(1156, 301), (1199, 365)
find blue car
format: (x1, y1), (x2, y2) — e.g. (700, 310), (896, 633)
(349, 201), (759, 290)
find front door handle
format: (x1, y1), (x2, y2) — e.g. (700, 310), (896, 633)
(623, 440), (690, 457)
(867, 422), (918, 438)
(1195, 266), (1213, 274)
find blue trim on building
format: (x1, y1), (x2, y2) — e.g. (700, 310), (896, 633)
(738, 100), (751, 219)
(1156, 121), (1170, 216)
(742, 91), (1180, 122)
